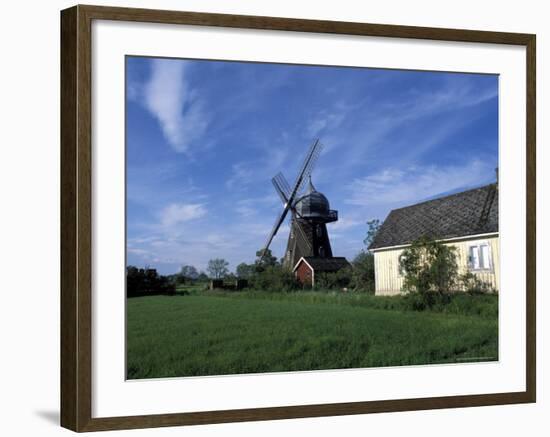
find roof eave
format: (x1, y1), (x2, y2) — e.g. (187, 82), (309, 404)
(369, 231), (499, 252)
(292, 256), (314, 273)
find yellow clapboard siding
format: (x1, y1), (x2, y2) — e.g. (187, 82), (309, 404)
(374, 235), (499, 296)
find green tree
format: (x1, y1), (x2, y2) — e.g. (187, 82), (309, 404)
(399, 236), (458, 296)
(363, 219), (381, 248)
(255, 248), (277, 271)
(207, 258), (229, 279)
(250, 264), (298, 292)
(225, 272), (237, 281)
(196, 272), (209, 282)
(315, 267), (353, 290)
(179, 265), (199, 281)
(350, 251), (375, 292)
(175, 265), (199, 284)
(236, 262), (255, 279)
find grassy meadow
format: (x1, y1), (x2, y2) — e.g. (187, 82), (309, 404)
(126, 290), (498, 379)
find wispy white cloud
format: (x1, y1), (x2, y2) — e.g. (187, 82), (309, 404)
(380, 78), (498, 121)
(127, 221), (270, 272)
(127, 247), (150, 257)
(329, 216), (365, 232)
(226, 145), (291, 191)
(233, 195), (281, 218)
(346, 159), (495, 207)
(307, 110), (346, 138)
(226, 162), (255, 189)
(143, 59), (209, 153)
(159, 203), (207, 227)
(126, 161), (207, 208)
(317, 77), (497, 176)
(127, 232), (236, 270)
(235, 204), (256, 218)
(127, 80), (141, 101)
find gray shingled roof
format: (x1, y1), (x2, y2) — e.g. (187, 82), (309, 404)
(295, 257), (350, 272)
(369, 184), (498, 250)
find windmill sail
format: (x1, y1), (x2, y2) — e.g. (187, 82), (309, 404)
(260, 139), (324, 260)
(272, 172), (291, 204)
(292, 139), (324, 198)
(262, 207), (290, 258)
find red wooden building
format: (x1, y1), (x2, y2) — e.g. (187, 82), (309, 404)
(293, 256), (350, 287)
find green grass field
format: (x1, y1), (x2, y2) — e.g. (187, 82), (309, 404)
(126, 292), (498, 379)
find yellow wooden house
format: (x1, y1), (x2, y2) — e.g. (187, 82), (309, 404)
(368, 183), (499, 296)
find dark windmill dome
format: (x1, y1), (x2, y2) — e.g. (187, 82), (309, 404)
(295, 178), (331, 219)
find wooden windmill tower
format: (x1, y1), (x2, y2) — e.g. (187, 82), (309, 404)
(261, 139), (347, 273)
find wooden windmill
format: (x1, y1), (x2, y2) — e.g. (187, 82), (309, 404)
(261, 139), (345, 273)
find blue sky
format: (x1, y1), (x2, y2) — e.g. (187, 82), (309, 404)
(126, 56), (498, 275)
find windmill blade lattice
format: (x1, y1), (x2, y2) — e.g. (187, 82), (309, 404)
(262, 207), (290, 258)
(272, 172), (291, 204)
(292, 139), (324, 201)
(260, 139), (324, 260)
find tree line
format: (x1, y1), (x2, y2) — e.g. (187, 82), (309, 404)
(127, 220), (381, 296)
(128, 217), (495, 309)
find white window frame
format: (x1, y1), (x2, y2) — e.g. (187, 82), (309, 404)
(396, 253), (405, 278)
(467, 241), (493, 272)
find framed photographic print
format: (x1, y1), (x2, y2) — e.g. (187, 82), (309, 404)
(60, 4), (536, 432)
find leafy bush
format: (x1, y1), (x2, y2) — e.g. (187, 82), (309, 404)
(459, 272), (496, 294)
(236, 262), (255, 279)
(399, 236), (458, 294)
(315, 267), (353, 290)
(350, 251), (375, 292)
(126, 266), (175, 297)
(398, 236), (459, 309)
(249, 265), (299, 292)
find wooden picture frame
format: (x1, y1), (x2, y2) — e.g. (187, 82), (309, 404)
(60, 4), (536, 432)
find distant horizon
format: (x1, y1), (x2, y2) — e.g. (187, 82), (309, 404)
(125, 179), (499, 276)
(126, 56), (498, 275)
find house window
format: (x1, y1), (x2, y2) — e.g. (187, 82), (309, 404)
(398, 262), (405, 278)
(468, 243), (492, 270)
(397, 252), (407, 277)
